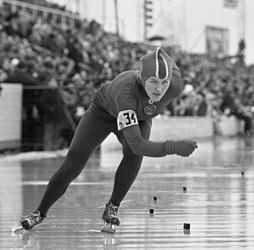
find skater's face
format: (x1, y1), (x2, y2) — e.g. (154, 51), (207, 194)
(144, 76), (170, 102)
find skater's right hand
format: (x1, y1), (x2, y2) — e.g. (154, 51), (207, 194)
(171, 140), (198, 157)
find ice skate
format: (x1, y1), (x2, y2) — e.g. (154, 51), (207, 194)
(15, 211), (44, 232)
(101, 202), (120, 233)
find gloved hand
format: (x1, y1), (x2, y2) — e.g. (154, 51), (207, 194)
(167, 140), (198, 157)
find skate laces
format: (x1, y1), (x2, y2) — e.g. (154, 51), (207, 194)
(107, 202), (119, 218)
(23, 211), (42, 226)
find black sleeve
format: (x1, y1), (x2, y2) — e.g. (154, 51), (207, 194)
(122, 124), (174, 157)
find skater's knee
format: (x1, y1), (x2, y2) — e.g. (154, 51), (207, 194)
(122, 146), (142, 161)
(66, 148), (90, 167)
(122, 144), (137, 156)
(49, 168), (77, 192)
(61, 160), (83, 180)
(51, 158), (84, 185)
(67, 148), (82, 161)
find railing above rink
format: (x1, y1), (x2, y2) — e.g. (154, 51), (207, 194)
(1, 0), (80, 22)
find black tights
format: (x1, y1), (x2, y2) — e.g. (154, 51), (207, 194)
(37, 102), (151, 216)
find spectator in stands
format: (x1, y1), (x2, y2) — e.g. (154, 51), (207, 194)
(196, 92), (208, 116)
(0, 69), (7, 82)
(220, 87), (252, 135)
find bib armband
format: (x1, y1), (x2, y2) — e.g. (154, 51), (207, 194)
(117, 110), (138, 130)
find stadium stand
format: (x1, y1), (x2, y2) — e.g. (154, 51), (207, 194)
(0, 0), (253, 150)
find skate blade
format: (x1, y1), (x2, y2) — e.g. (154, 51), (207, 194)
(101, 223), (116, 234)
(88, 229), (101, 232)
(12, 225), (25, 234)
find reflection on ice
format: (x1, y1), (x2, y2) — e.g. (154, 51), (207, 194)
(0, 136), (254, 249)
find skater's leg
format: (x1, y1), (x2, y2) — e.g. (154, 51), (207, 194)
(101, 120), (151, 232)
(109, 120), (152, 206)
(36, 104), (114, 217)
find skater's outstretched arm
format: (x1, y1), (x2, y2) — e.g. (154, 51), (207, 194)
(122, 125), (197, 157)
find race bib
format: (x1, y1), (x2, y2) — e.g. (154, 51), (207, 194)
(117, 110), (138, 130)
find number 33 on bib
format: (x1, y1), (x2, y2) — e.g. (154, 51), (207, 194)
(117, 110), (138, 130)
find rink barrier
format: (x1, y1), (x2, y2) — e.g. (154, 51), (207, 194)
(0, 84), (22, 151)
(0, 149), (67, 162)
(0, 116), (244, 161)
(0, 82), (245, 160)
(214, 115), (244, 136)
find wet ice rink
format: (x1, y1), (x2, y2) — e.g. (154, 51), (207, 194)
(0, 136), (254, 249)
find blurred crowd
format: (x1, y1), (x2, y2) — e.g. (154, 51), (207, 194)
(164, 51), (254, 128)
(173, 51), (254, 134)
(0, 0), (253, 150)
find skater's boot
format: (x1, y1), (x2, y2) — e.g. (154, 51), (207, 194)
(20, 211), (44, 230)
(101, 201), (120, 233)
